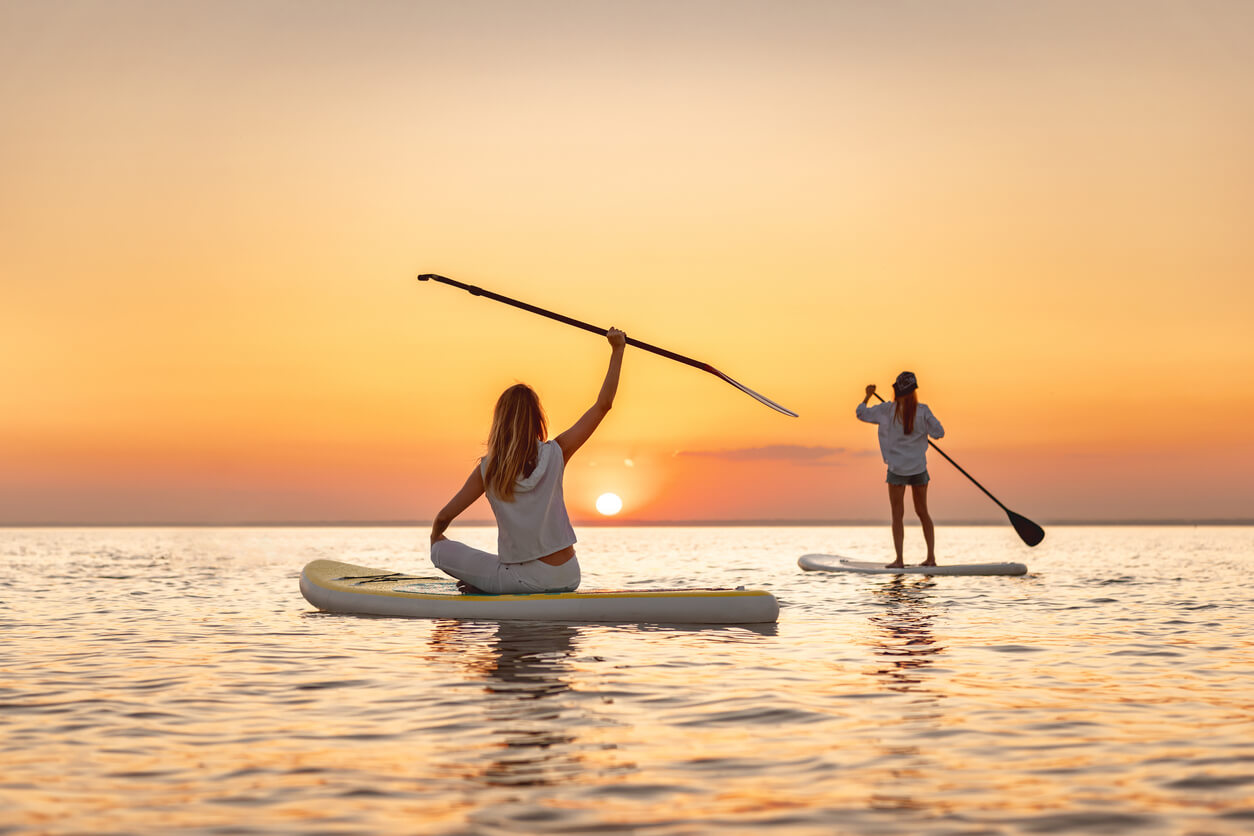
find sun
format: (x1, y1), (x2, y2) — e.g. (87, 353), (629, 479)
(595, 492), (623, 516)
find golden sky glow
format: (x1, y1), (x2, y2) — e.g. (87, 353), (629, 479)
(3, 1), (1252, 523)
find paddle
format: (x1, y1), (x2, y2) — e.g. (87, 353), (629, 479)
(417, 273), (798, 417)
(872, 391), (1044, 547)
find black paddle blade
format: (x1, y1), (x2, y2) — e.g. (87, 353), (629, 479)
(1008, 510), (1045, 547)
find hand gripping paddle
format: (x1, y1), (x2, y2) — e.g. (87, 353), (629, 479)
(418, 273), (798, 417)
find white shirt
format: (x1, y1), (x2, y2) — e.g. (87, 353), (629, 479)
(480, 440), (577, 564)
(856, 401), (945, 476)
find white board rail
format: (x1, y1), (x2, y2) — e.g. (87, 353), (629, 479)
(798, 554), (1028, 576)
(301, 560), (780, 624)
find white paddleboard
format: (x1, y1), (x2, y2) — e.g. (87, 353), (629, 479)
(301, 560), (779, 624)
(798, 553), (1027, 576)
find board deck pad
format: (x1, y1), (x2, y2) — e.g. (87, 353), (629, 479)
(798, 553), (1027, 576)
(390, 580), (745, 596)
(300, 559), (779, 623)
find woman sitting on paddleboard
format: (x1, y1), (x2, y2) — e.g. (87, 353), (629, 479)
(429, 327), (627, 593)
(857, 371), (945, 568)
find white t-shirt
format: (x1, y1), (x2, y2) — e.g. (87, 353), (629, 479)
(480, 440), (577, 563)
(856, 401), (945, 476)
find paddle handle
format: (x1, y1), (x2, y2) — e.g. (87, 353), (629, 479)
(418, 274), (712, 373)
(923, 436), (1009, 513)
(871, 391), (1009, 513)
(419, 273), (798, 416)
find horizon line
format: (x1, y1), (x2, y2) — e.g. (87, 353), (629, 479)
(2, 518), (1252, 528)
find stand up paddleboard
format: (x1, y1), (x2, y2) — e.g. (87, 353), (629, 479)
(798, 554), (1027, 576)
(300, 560), (779, 624)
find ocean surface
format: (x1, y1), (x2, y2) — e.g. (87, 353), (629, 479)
(2, 525), (1252, 835)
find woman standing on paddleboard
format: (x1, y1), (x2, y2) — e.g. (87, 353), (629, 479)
(429, 327), (626, 593)
(857, 371), (945, 568)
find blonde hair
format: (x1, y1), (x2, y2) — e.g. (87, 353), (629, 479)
(484, 384), (547, 501)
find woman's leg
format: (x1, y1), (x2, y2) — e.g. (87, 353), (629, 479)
(911, 483), (936, 565)
(888, 484), (907, 567)
(505, 556), (582, 593)
(432, 541), (582, 594)
(431, 539), (508, 593)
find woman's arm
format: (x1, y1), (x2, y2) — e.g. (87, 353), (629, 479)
(856, 384), (879, 422)
(555, 328), (626, 462)
(431, 465), (486, 544)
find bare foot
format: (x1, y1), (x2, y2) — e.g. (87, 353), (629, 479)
(885, 560), (905, 569)
(920, 559), (937, 567)
(456, 580), (488, 594)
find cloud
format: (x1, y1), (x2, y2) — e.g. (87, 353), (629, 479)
(674, 444), (870, 465)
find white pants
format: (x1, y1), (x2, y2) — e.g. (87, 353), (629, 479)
(431, 539), (581, 594)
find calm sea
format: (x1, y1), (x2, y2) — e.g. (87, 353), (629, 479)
(2, 525), (1251, 835)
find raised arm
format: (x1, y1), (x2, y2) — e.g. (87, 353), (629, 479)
(555, 328), (626, 462)
(856, 384), (879, 422)
(430, 464), (486, 545)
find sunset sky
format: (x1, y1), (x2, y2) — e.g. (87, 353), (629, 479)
(3, 1), (1252, 525)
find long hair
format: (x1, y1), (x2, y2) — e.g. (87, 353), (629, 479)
(484, 384), (547, 501)
(893, 389), (918, 435)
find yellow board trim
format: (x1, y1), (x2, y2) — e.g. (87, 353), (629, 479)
(303, 560), (770, 602)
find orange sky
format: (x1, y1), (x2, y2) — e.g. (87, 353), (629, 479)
(3, 1), (1253, 524)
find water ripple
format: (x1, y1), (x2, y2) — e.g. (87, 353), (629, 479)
(1, 525), (1252, 835)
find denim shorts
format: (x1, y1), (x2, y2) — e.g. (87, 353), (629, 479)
(887, 469), (930, 486)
